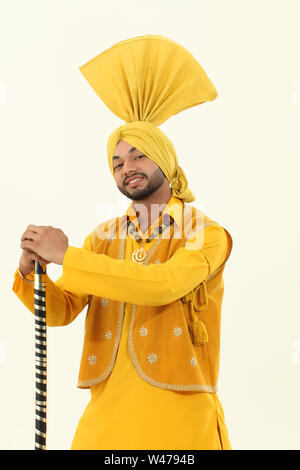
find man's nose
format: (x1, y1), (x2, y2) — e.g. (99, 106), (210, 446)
(123, 165), (142, 180)
(123, 161), (139, 173)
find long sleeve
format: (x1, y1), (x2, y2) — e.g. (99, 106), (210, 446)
(62, 224), (229, 307)
(12, 231), (94, 327)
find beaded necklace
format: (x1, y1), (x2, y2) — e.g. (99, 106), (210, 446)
(127, 214), (174, 263)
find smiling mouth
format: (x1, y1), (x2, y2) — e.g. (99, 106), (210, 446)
(126, 177), (144, 187)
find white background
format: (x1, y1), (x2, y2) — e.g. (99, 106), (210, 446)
(1, 0), (300, 450)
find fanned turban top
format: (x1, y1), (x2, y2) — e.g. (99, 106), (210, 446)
(78, 35), (218, 203)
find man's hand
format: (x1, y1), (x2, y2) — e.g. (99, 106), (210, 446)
(19, 248), (51, 277)
(20, 225), (69, 265)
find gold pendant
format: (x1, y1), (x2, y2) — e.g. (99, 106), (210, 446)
(132, 246), (148, 263)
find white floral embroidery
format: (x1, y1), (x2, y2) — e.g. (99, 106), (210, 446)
(190, 357), (197, 367)
(105, 330), (112, 340)
(139, 326), (148, 337)
(87, 354), (98, 365)
(101, 298), (109, 307)
(173, 326), (183, 337)
(147, 352), (158, 364)
(108, 235), (114, 243)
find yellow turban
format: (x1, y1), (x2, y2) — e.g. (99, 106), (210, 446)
(78, 35), (218, 203)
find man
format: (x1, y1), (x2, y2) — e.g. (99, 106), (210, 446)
(12, 34), (233, 449)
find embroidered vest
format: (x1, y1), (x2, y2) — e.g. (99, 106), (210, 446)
(77, 204), (233, 392)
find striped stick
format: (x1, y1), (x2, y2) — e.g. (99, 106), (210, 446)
(34, 261), (47, 450)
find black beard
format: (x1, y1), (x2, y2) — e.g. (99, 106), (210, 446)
(117, 168), (165, 201)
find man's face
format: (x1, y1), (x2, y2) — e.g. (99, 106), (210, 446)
(113, 140), (166, 201)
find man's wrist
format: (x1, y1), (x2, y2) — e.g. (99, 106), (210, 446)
(18, 266), (34, 283)
(19, 265), (31, 276)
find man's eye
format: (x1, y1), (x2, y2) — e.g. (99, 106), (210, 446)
(114, 155), (144, 170)
(113, 162), (122, 170)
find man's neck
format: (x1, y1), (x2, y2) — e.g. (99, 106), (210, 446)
(133, 189), (172, 234)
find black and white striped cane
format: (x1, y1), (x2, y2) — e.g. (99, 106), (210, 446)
(34, 261), (47, 450)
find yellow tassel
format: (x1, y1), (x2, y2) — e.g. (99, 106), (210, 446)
(182, 281), (209, 346)
(188, 318), (209, 346)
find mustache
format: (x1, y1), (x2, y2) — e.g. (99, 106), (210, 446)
(124, 174), (145, 185)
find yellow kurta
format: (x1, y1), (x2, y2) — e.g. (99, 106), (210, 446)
(70, 227), (231, 450)
(12, 196), (232, 450)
